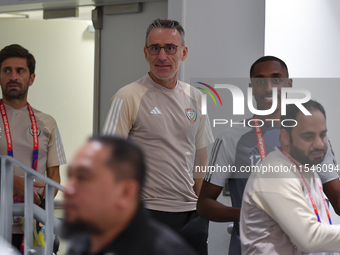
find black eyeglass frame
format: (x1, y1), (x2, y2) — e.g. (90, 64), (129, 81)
(145, 44), (180, 55)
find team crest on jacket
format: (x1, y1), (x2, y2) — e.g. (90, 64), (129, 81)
(29, 126), (41, 136)
(185, 108), (196, 123)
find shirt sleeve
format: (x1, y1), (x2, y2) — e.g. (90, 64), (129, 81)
(317, 138), (339, 184)
(195, 112), (214, 150)
(47, 121), (67, 167)
(252, 176), (340, 253)
(102, 86), (140, 138)
(204, 133), (234, 187)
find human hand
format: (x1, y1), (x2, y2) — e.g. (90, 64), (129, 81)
(13, 176), (25, 199)
(13, 176), (45, 204)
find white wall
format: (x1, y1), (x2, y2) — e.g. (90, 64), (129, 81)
(173, 0), (265, 80)
(0, 18), (95, 201)
(266, 0), (340, 78)
(266, 0), (340, 224)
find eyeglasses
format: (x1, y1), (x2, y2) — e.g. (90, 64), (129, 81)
(146, 44), (179, 55)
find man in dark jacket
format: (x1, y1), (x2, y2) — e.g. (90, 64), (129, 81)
(61, 136), (197, 255)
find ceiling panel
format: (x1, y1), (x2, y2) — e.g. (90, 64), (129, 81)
(0, 0), (164, 13)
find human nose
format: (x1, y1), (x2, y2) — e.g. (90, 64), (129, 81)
(8, 71), (20, 82)
(64, 179), (76, 196)
(314, 136), (326, 149)
(157, 47), (168, 61)
(264, 79), (274, 92)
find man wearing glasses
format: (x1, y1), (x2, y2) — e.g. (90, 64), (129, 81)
(103, 19), (214, 255)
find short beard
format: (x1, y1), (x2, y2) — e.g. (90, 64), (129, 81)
(151, 71), (177, 81)
(3, 91), (26, 100)
(2, 80), (27, 100)
(150, 64), (180, 82)
(59, 218), (102, 239)
(289, 141), (325, 167)
(59, 220), (92, 254)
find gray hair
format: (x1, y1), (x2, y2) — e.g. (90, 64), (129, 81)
(145, 19), (185, 46)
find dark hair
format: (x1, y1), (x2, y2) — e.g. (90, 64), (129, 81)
(89, 136), (146, 191)
(250, 56), (289, 78)
(281, 99), (326, 135)
(0, 44), (36, 75)
(145, 18), (185, 46)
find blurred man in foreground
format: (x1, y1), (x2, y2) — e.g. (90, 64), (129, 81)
(62, 136), (197, 255)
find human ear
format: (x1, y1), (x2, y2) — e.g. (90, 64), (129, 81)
(280, 128), (290, 148)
